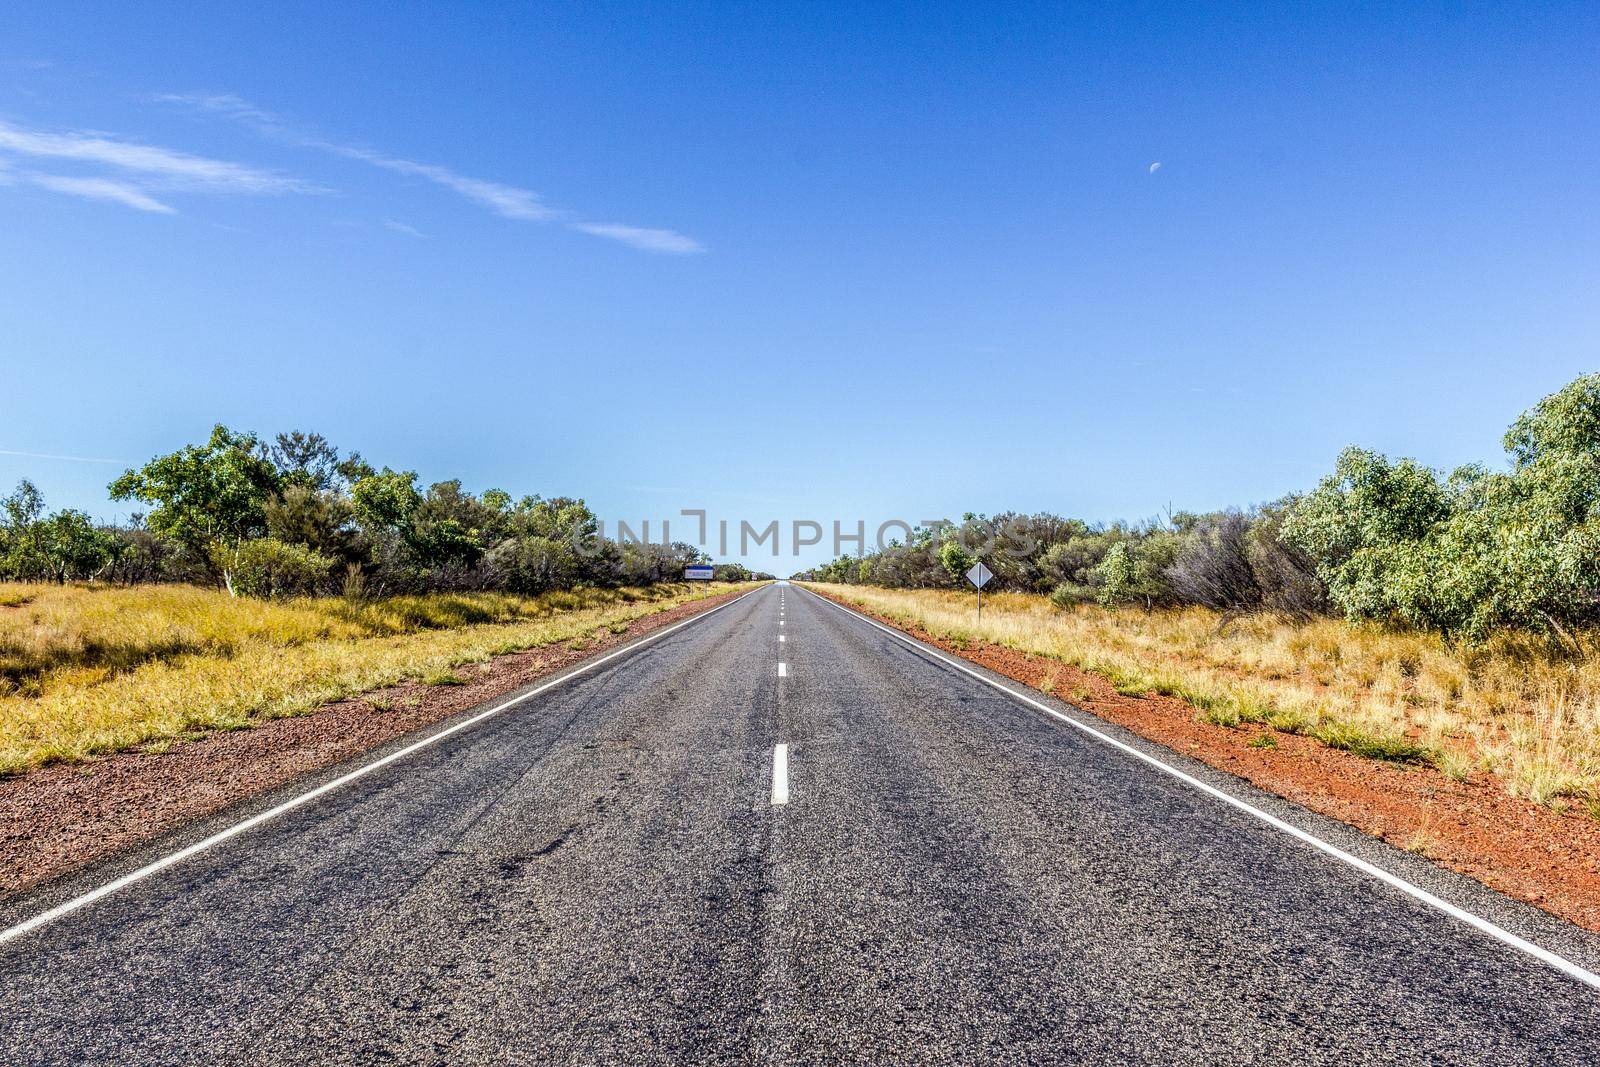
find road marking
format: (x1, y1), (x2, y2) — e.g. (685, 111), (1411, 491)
(779, 634), (786, 642)
(779, 621), (785, 627)
(778, 662), (788, 677)
(772, 743), (790, 805)
(801, 587), (1600, 992)
(0, 587), (763, 950)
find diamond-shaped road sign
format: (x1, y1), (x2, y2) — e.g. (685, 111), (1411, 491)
(965, 561), (993, 589)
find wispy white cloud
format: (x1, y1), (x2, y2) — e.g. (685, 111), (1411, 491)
(0, 447), (128, 465)
(0, 114), (322, 214)
(382, 217), (425, 238)
(347, 149), (556, 221)
(156, 92), (703, 253)
(0, 118), (315, 195)
(569, 222), (704, 255)
(154, 93), (555, 219)
(25, 174), (175, 213)
(149, 93), (278, 128)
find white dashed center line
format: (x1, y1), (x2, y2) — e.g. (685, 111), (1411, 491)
(779, 634), (786, 642)
(771, 743), (790, 805)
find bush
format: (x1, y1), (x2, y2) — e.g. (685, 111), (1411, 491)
(1165, 509), (1325, 617)
(1039, 538), (1105, 590)
(229, 538), (336, 599)
(1245, 505), (1328, 617)
(485, 536), (580, 595)
(1283, 375), (1600, 638)
(1168, 512), (1261, 611)
(939, 539), (975, 582)
(1049, 582), (1095, 608)
(1094, 543), (1136, 606)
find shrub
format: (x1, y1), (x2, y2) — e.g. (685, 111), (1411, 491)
(1049, 582), (1095, 608)
(264, 483), (362, 564)
(1245, 504), (1329, 617)
(1094, 543), (1136, 606)
(485, 536), (581, 595)
(1168, 512), (1261, 611)
(1283, 375), (1600, 639)
(1166, 508), (1328, 617)
(939, 539), (975, 582)
(229, 538), (336, 599)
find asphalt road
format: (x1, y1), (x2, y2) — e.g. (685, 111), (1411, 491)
(4, 582), (1600, 1064)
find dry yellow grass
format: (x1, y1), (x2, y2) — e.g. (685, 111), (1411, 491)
(0, 581), (750, 775)
(805, 583), (1600, 809)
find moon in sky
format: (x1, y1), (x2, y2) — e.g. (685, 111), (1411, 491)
(1149, 162), (1162, 174)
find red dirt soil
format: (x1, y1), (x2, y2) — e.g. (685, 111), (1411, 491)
(811, 588), (1600, 934)
(0, 588), (747, 900)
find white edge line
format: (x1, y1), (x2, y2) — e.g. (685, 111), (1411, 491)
(801, 586), (1600, 992)
(772, 742), (790, 805)
(0, 586), (763, 948)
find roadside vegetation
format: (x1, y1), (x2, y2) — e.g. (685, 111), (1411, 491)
(0, 580), (745, 775)
(801, 373), (1600, 640)
(1, 425), (770, 597)
(797, 373), (1600, 811)
(806, 584), (1600, 810)
(0, 424), (769, 774)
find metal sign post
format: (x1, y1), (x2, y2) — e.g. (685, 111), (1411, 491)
(965, 561), (993, 620)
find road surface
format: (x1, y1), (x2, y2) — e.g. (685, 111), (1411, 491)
(3, 582), (1599, 1064)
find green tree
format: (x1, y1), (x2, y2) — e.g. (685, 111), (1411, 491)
(1505, 372), (1600, 469)
(1279, 447), (1453, 627)
(269, 431), (371, 491)
(350, 468), (424, 541)
(1284, 375), (1600, 638)
(263, 483), (361, 563)
(350, 470), (489, 583)
(939, 539), (975, 582)
(108, 425), (283, 595)
(0, 480), (47, 578)
(1094, 542), (1137, 607)
(486, 536), (580, 594)
(37, 510), (121, 583)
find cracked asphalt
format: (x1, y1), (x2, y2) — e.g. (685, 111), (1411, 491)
(4, 582), (1600, 1064)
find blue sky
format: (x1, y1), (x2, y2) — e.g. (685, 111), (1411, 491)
(2, 2), (1597, 572)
